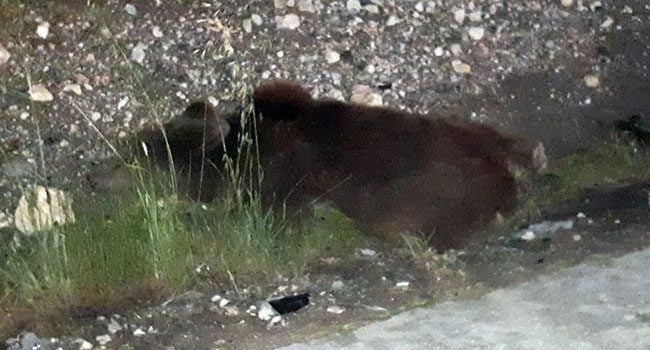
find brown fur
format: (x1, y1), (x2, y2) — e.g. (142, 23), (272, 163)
(89, 81), (538, 250)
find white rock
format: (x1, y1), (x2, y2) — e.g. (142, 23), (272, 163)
(130, 43), (147, 64)
(365, 64), (376, 73)
(521, 231), (536, 241)
(324, 49), (340, 64)
(434, 46), (444, 57)
(576, 212), (587, 218)
(211, 294), (222, 303)
(395, 281), (410, 289)
(450, 43), (462, 56)
(91, 112), (101, 122)
(561, 0), (573, 7)
(107, 319), (122, 334)
(298, 0), (315, 12)
(270, 315), (283, 325)
(364, 4), (380, 14)
(277, 14), (301, 30)
(451, 60), (471, 74)
(77, 339), (93, 350)
(584, 74), (600, 88)
(468, 11), (482, 22)
(251, 14), (263, 26)
(63, 84), (82, 96)
(95, 334), (111, 346)
(219, 298), (230, 308)
(274, 0), (287, 9)
(152, 26), (163, 38)
(0, 46), (10, 66)
(600, 17), (614, 28)
(326, 305), (346, 314)
(242, 19), (252, 33)
(36, 22), (50, 39)
(133, 328), (146, 337)
(124, 4), (137, 15)
(386, 15), (400, 26)
(572, 234), (582, 241)
(347, 0), (362, 13)
(468, 27), (485, 40)
(359, 248), (376, 257)
(453, 9), (465, 24)
(414, 2), (424, 13)
(425, 1), (436, 13)
(29, 84), (54, 102)
(257, 301), (278, 321)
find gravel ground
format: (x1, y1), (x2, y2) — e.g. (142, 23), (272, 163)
(1, 0), (649, 348)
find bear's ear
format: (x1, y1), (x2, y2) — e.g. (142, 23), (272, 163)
(165, 101), (231, 150)
(253, 80), (312, 121)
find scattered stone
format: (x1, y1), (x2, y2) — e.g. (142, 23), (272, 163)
(468, 11), (482, 22)
(434, 46), (444, 57)
(298, 0), (315, 13)
(211, 294), (222, 303)
(62, 83), (82, 96)
(386, 15), (400, 26)
(91, 111), (101, 122)
(95, 334), (111, 346)
(124, 4), (137, 16)
(577, 212), (587, 219)
(15, 186), (76, 234)
(324, 49), (340, 64)
(130, 43), (147, 64)
(30, 84), (54, 102)
(274, 0), (287, 9)
(359, 248), (377, 257)
(453, 8), (465, 24)
(365, 64), (376, 73)
(520, 231), (536, 241)
(270, 315), (283, 325)
(277, 14), (301, 30)
(583, 74), (600, 88)
(451, 60), (471, 74)
(133, 328), (146, 337)
(242, 18), (253, 33)
(364, 4), (380, 14)
(36, 22), (49, 39)
(468, 27), (485, 40)
(414, 2), (424, 13)
(251, 14), (263, 26)
(573, 234), (582, 241)
(326, 88), (345, 101)
(395, 281), (410, 289)
(224, 306), (240, 316)
(347, 0), (362, 14)
(614, 219), (621, 224)
(600, 17), (614, 28)
(450, 43), (463, 56)
(108, 319), (122, 334)
(258, 301), (278, 321)
(152, 26), (163, 38)
(561, 0), (573, 7)
(0, 46), (10, 66)
(425, 1), (436, 13)
(331, 280), (345, 290)
(219, 298), (230, 308)
(327, 305), (346, 314)
(77, 339), (93, 350)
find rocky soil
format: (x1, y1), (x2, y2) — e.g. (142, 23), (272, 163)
(1, 0), (649, 349)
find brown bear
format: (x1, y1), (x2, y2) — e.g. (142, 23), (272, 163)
(88, 80), (541, 250)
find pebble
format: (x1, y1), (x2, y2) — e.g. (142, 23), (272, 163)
(600, 17), (614, 28)
(152, 26), (163, 38)
(468, 11), (482, 22)
(414, 2), (424, 13)
(331, 280), (345, 290)
(347, 0), (362, 13)
(130, 43), (147, 64)
(385, 15), (400, 26)
(211, 294), (222, 303)
(274, 0), (287, 9)
(451, 60), (471, 74)
(395, 281), (410, 289)
(270, 315), (283, 325)
(324, 49), (340, 64)
(107, 319), (122, 334)
(29, 84), (54, 102)
(91, 112), (101, 122)
(425, 1), (436, 13)
(468, 27), (485, 40)
(242, 19), (253, 33)
(434, 46), (444, 56)
(257, 301), (278, 321)
(77, 339), (93, 350)
(133, 328), (146, 337)
(0, 46), (10, 65)
(450, 43), (462, 56)
(326, 305), (346, 314)
(584, 74), (600, 88)
(365, 5), (380, 14)
(298, 0), (315, 13)
(36, 22), (49, 39)
(251, 14), (263, 26)
(572, 234), (582, 241)
(95, 334), (111, 346)
(277, 14), (301, 30)
(219, 298), (230, 308)
(521, 231), (536, 241)
(359, 248), (377, 257)
(62, 84), (82, 96)
(561, 0), (573, 7)
(124, 4), (137, 15)
(453, 9), (465, 24)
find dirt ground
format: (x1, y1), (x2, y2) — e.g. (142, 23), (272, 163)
(1, 0), (649, 349)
